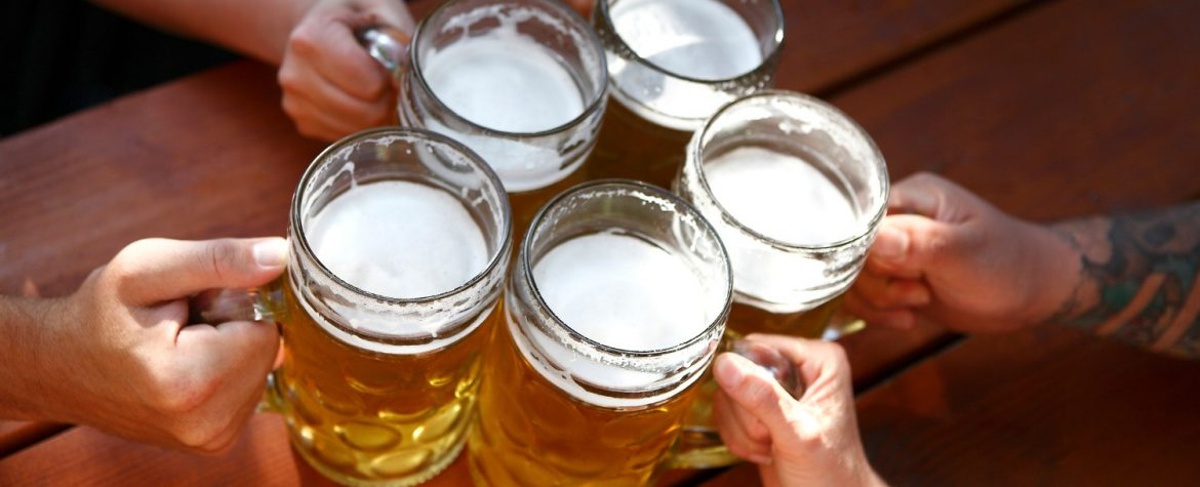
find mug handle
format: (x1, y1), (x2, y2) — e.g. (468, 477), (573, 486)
(357, 26), (412, 76)
(187, 282), (285, 325)
(728, 339), (805, 399)
(187, 280), (288, 412)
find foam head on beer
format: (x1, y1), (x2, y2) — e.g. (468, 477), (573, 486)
(412, 1), (604, 192)
(611, 0), (762, 80)
(423, 19), (585, 133)
(517, 228), (721, 409)
(304, 179), (489, 341)
(704, 145), (861, 246)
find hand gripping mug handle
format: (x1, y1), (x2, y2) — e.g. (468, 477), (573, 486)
(187, 281), (288, 412)
(728, 339), (806, 400)
(187, 284), (285, 325)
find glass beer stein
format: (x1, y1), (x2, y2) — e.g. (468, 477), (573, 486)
(670, 90), (890, 467)
(467, 180), (732, 485)
(195, 128), (511, 486)
(360, 0), (608, 235)
(592, 0), (784, 132)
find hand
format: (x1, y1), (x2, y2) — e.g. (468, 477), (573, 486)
(44, 238), (287, 452)
(278, 0), (415, 141)
(844, 172), (1079, 333)
(712, 334), (884, 487)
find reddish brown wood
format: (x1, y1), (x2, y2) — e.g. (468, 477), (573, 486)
(0, 421), (69, 458)
(2, 0), (1197, 485)
(833, 0), (1200, 220)
(857, 325), (1200, 486)
(0, 61), (324, 298)
(706, 0), (1200, 484)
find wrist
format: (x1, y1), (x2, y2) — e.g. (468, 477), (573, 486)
(1035, 221), (1091, 326)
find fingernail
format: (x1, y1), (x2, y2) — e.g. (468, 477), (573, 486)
(713, 354), (746, 391)
(253, 238), (288, 269)
(872, 225), (908, 263)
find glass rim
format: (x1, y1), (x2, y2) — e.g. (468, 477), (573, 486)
(409, 0), (609, 138)
(292, 126), (513, 307)
(596, 0), (786, 85)
(520, 178), (733, 357)
(689, 89), (890, 251)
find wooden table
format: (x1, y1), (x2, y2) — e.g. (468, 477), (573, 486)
(3, 0), (1199, 485)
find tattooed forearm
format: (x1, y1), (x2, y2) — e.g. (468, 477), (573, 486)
(1054, 202), (1200, 358)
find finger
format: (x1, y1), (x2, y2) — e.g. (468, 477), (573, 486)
(712, 385), (773, 464)
(295, 11), (393, 101)
(113, 238), (287, 306)
(866, 213), (959, 280)
(712, 352), (797, 443)
(850, 268), (931, 309)
(360, 0), (416, 34)
(842, 289), (918, 330)
(736, 335), (851, 403)
(174, 319), (278, 451)
(280, 86), (389, 141)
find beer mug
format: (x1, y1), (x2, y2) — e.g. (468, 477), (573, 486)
(592, 0), (784, 131)
(361, 0), (608, 197)
(194, 128), (512, 486)
(669, 90), (890, 467)
(467, 180), (732, 485)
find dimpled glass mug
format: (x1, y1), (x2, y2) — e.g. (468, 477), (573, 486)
(194, 128), (511, 486)
(467, 180), (732, 485)
(361, 0), (608, 239)
(670, 90), (890, 467)
(592, 0), (784, 131)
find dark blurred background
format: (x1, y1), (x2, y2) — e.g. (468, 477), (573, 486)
(2, 0), (237, 136)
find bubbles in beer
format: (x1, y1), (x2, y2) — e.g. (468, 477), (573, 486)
(306, 180), (488, 299)
(611, 0), (762, 80)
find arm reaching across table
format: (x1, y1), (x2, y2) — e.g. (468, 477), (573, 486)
(846, 172), (1200, 359)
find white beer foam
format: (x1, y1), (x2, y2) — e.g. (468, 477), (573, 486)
(424, 25), (585, 133)
(534, 232), (709, 351)
(420, 10), (590, 192)
(516, 231), (714, 408)
(307, 180), (488, 301)
(704, 145), (859, 246)
(697, 145), (862, 312)
(612, 0), (761, 80)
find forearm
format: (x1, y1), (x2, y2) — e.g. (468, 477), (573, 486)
(0, 296), (68, 421)
(1050, 201), (1200, 358)
(87, 0), (315, 65)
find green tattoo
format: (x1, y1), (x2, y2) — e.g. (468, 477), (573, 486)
(1065, 202), (1200, 358)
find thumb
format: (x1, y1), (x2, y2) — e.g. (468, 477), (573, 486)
(114, 238), (288, 306)
(713, 352), (795, 433)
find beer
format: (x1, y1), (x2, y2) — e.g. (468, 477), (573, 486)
(270, 129), (512, 487)
(670, 91), (889, 467)
(273, 179), (498, 486)
(703, 143), (862, 315)
(402, 0), (607, 194)
(468, 181), (731, 485)
(594, 0), (783, 130)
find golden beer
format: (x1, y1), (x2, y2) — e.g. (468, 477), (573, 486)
(468, 302), (700, 485)
(272, 279), (499, 485)
(468, 181), (732, 486)
(269, 128), (511, 486)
